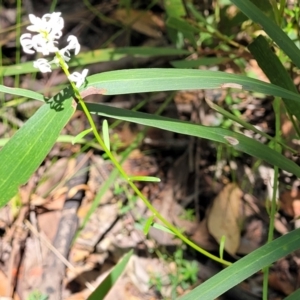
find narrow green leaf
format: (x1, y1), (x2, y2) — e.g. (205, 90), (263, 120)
(248, 35), (300, 123)
(179, 228), (300, 300)
(128, 176), (161, 182)
(230, 0), (300, 69)
(72, 128), (93, 145)
(171, 57), (230, 68)
(205, 97), (293, 151)
(102, 120), (110, 151)
(166, 16), (199, 33)
(219, 235), (226, 260)
(164, 0), (186, 18)
(4, 68), (300, 104)
(83, 103), (300, 178)
(0, 85), (44, 101)
(87, 250), (133, 300)
(285, 288), (300, 300)
(83, 69), (300, 104)
(0, 88), (76, 206)
(152, 222), (175, 235)
(250, 0), (276, 22)
(1, 47), (190, 76)
(143, 215), (155, 235)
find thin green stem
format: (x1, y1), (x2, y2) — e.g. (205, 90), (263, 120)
(269, 0), (280, 25)
(56, 52), (231, 266)
(278, 0), (286, 26)
(14, 0), (22, 90)
(262, 97), (281, 300)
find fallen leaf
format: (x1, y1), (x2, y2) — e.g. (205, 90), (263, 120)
(207, 183), (243, 256)
(0, 268), (20, 300)
(111, 9), (163, 38)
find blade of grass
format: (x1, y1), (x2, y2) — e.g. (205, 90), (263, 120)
(248, 35), (300, 128)
(170, 57), (230, 68)
(230, 0), (300, 69)
(1, 47), (190, 76)
(87, 250), (133, 300)
(179, 228), (300, 300)
(285, 288), (300, 300)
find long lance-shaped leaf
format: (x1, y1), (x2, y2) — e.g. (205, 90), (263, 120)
(285, 288), (300, 300)
(0, 85), (44, 101)
(82, 103), (300, 178)
(81, 69), (300, 103)
(0, 88), (76, 206)
(2, 69), (300, 103)
(248, 35), (300, 123)
(230, 0), (300, 69)
(178, 228), (300, 299)
(87, 250), (133, 300)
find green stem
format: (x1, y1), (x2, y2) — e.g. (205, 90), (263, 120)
(278, 0), (286, 26)
(14, 0), (22, 90)
(262, 97), (281, 300)
(56, 52), (232, 266)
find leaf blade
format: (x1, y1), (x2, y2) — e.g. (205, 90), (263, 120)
(0, 91), (76, 206)
(179, 228), (300, 299)
(83, 103), (300, 178)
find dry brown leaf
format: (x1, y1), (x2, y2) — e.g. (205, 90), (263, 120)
(280, 190), (300, 217)
(0, 269), (20, 300)
(112, 9), (163, 38)
(207, 183), (243, 256)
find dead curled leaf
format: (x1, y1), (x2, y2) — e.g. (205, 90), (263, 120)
(207, 183), (244, 256)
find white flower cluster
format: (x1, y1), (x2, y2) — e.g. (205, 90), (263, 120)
(20, 12), (88, 87)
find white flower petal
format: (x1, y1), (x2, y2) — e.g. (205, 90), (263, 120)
(32, 35), (58, 55)
(43, 12), (64, 40)
(20, 33), (35, 54)
(66, 35), (80, 55)
(27, 14), (43, 32)
(33, 58), (52, 73)
(68, 69), (88, 87)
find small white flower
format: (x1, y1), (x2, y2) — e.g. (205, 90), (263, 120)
(26, 14), (44, 33)
(32, 35), (58, 55)
(42, 12), (64, 39)
(66, 35), (80, 55)
(33, 58), (52, 73)
(27, 13), (63, 40)
(20, 33), (35, 54)
(68, 69), (88, 87)
(49, 48), (72, 67)
(20, 12), (63, 56)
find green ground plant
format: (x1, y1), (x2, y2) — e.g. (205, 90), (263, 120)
(1, 0), (300, 299)
(150, 247), (198, 299)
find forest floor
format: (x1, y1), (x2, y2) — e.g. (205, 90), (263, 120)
(1, 1), (300, 299)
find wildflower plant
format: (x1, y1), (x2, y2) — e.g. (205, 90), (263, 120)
(18, 11), (231, 268)
(2, 1), (300, 299)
